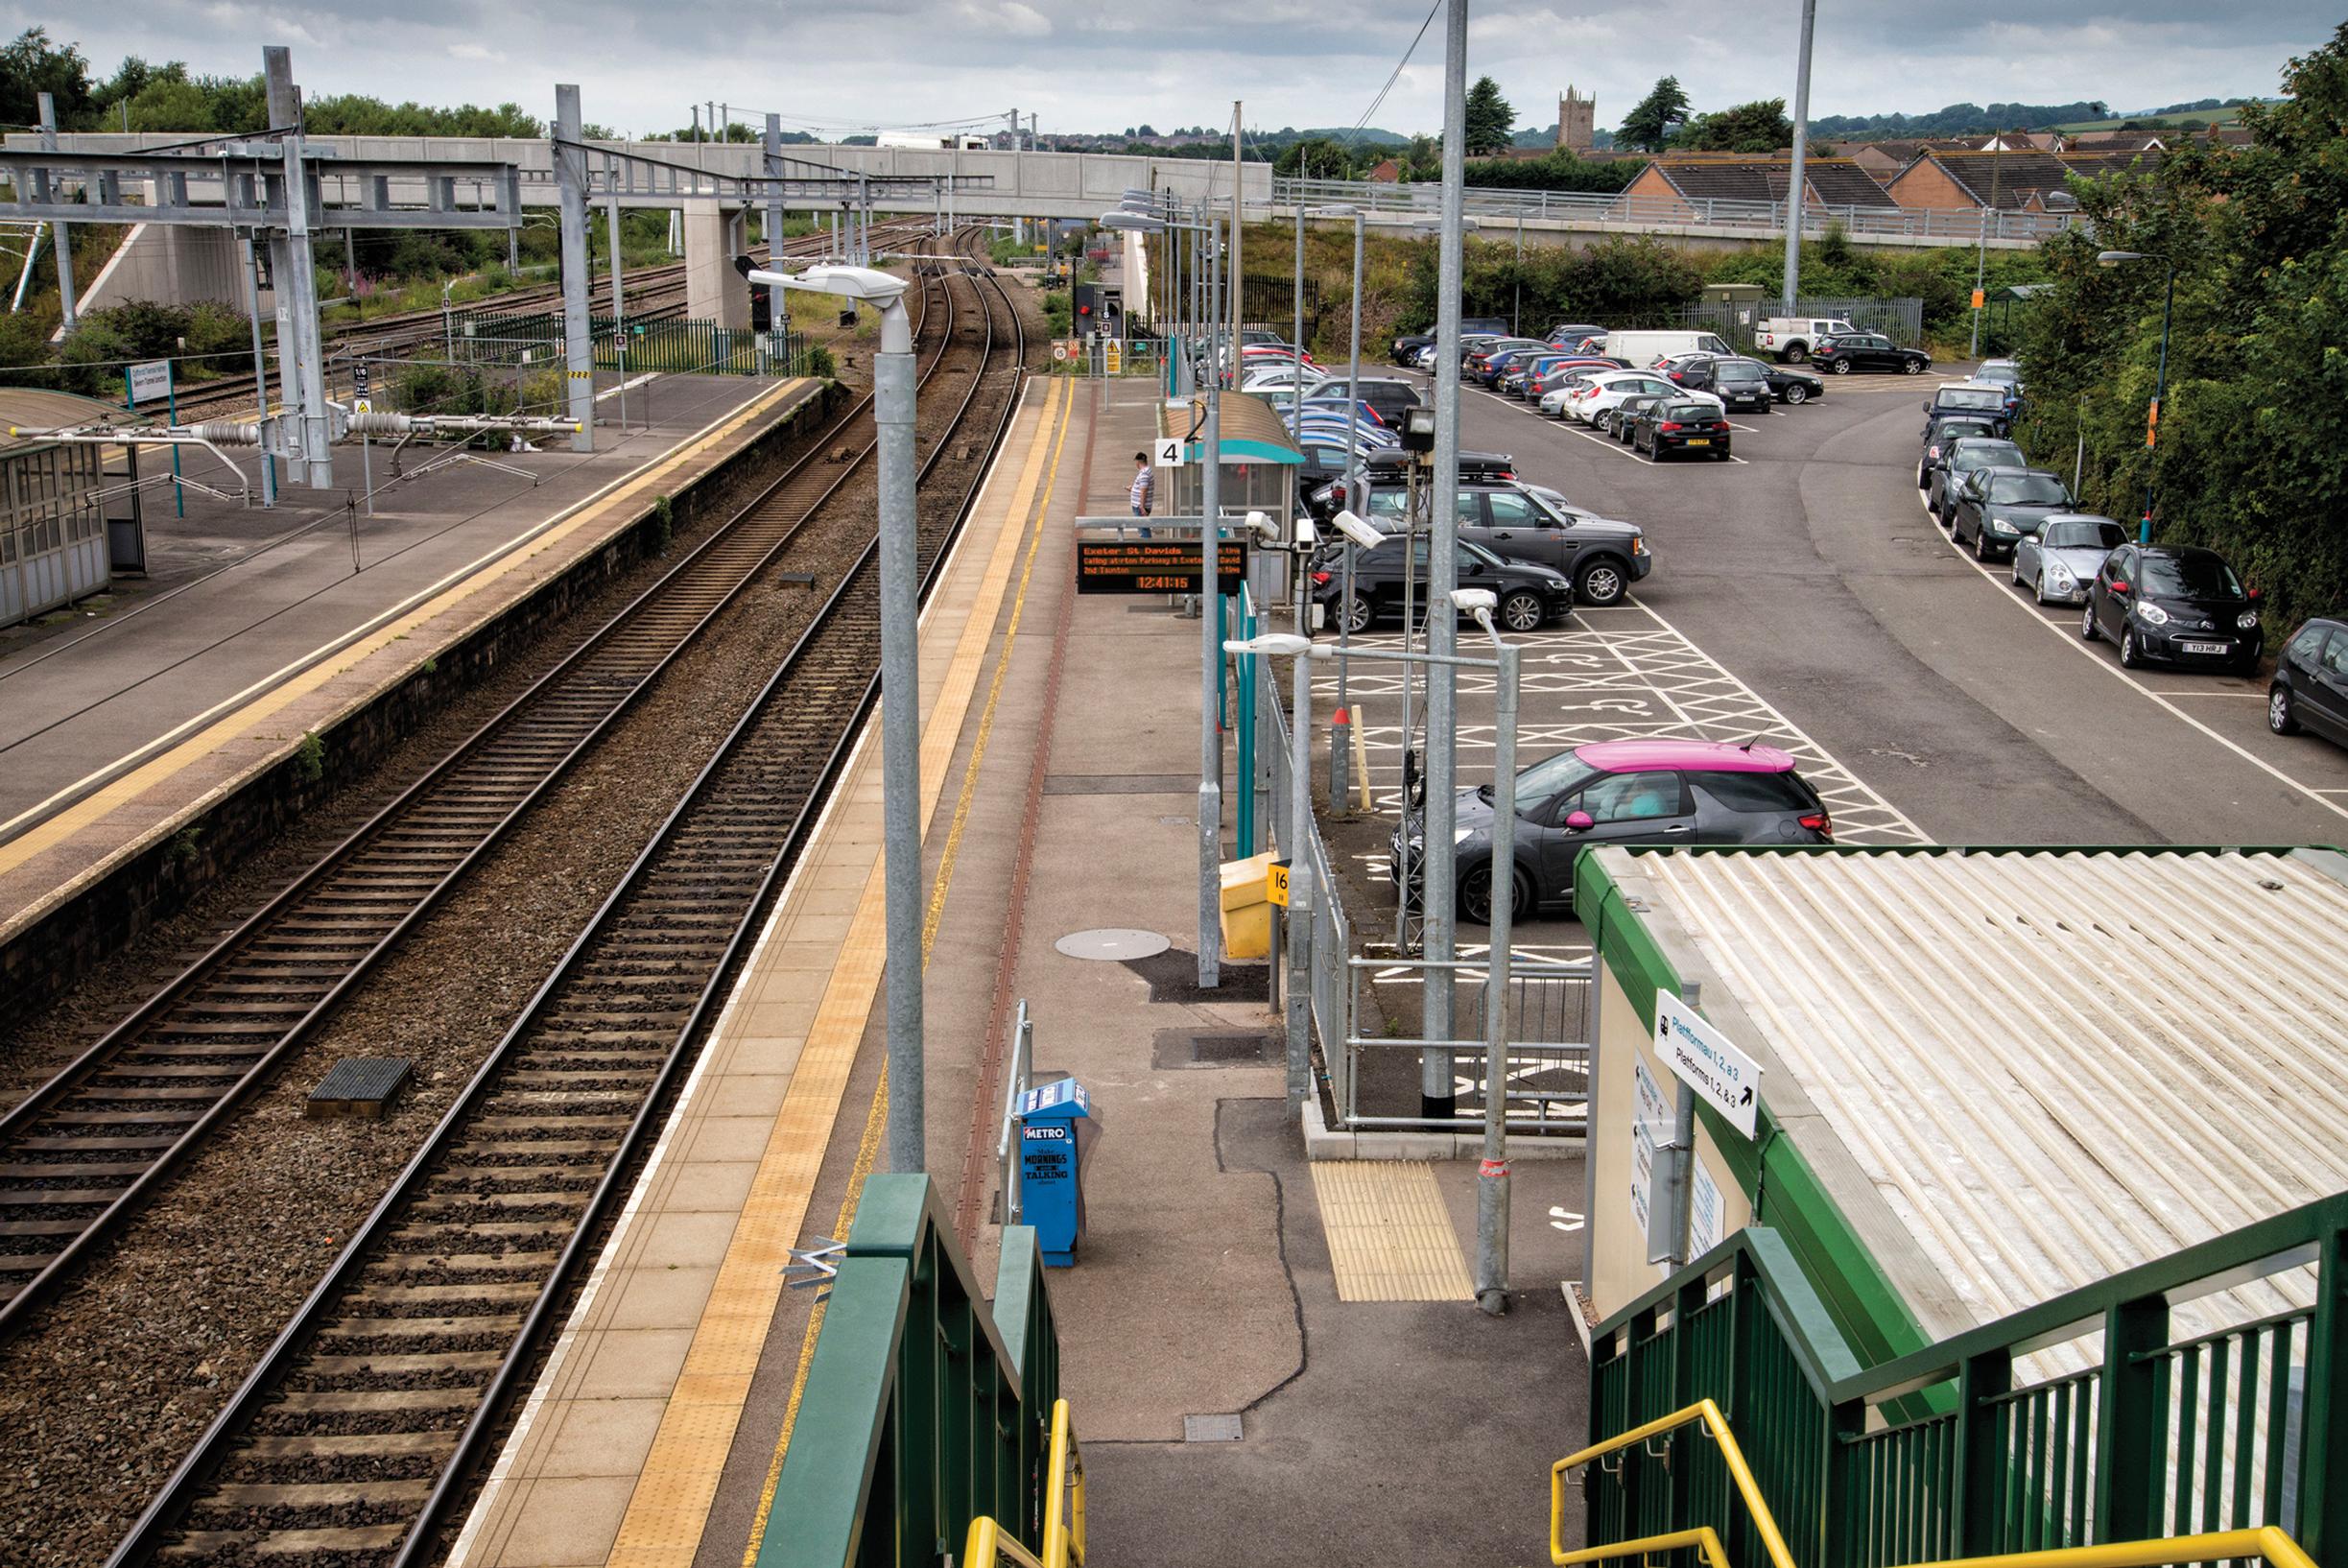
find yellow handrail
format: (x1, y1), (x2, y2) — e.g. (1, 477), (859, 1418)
(964, 1399), (1085, 1568)
(1550, 1400), (1797, 1568)
(1552, 1402), (2320, 1568)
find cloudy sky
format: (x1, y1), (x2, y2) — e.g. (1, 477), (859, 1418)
(22, 1), (2338, 140)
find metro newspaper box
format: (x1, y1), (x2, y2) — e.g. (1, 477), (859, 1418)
(1016, 1077), (1099, 1266)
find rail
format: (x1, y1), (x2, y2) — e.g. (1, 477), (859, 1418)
(762, 1176), (1066, 1568)
(1553, 1400), (1797, 1568)
(997, 998), (1034, 1225)
(1581, 1191), (2348, 1568)
(1269, 176), (2077, 245)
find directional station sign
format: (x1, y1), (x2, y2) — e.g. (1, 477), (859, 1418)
(1654, 990), (1762, 1140)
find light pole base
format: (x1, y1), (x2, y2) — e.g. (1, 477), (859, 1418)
(1421, 1092), (1456, 1122)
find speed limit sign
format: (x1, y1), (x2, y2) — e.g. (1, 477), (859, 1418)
(1052, 344), (1070, 362)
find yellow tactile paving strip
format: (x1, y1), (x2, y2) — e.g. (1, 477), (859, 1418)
(1308, 1161), (1476, 1303)
(444, 377), (1072, 1568)
(0, 378), (816, 889)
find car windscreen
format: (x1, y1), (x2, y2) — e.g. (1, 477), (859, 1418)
(1988, 473), (2069, 505)
(2142, 554), (2244, 599)
(2043, 520), (2125, 551)
(1954, 441), (2026, 469)
(1931, 420), (1998, 443)
(1715, 361), (1767, 380)
(1978, 365), (2021, 385)
(1512, 751), (1603, 818)
(1459, 539), (1508, 569)
(1935, 388), (2006, 412)
(1660, 403), (1719, 422)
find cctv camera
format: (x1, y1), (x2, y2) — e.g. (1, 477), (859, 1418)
(1331, 509), (1385, 550)
(1293, 517), (1317, 549)
(1244, 510), (1282, 543)
(1449, 587), (1498, 614)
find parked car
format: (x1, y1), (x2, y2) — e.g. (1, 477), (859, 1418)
(1661, 354), (1776, 414)
(1629, 398), (1735, 461)
(1395, 739), (1834, 922)
(1350, 377), (1425, 423)
(1333, 481), (1651, 606)
(1388, 316), (1512, 365)
(1923, 382), (2013, 436)
(2079, 544), (2265, 673)
(1813, 333), (1933, 375)
(1303, 448), (1519, 517)
(1530, 358), (1625, 401)
(1974, 358), (2026, 412)
(1611, 392), (1669, 443)
(1761, 364), (1825, 405)
(1471, 339), (1554, 383)
(1917, 415), (2006, 488)
(1947, 467), (2075, 560)
(1543, 322), (1609, 352)
(1553, 368), (1682, 427)
(2011, 514), (2126, 605)
(1752, 317), (1857, 363)
(1930, 437), (2028, 522)
(1601, 329), (1734, 366)
(1312, 535), (1574, 636)
(2268, 617), (2348, 746)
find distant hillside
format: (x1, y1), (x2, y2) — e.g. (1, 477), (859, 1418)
(1809, 101), (2114, 138)
(1302, 127), (1410, 147)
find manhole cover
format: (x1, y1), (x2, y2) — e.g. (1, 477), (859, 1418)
(1055, 928), (1170, 962)
(1183, 1414), (1243, 1442)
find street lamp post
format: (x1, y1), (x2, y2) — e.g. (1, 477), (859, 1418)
(751, 263), (924, 1171)
(1310, 205), (1366, 812)
(1459, 589), (1520, 1316)
(2099, 249), (2174, 545)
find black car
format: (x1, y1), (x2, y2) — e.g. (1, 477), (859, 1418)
(1761, 364), (1824, 404)
(1917, 415), (2005, 488)
(1628, 398), (1733, 461)
(1931, 436), (2028, 522)
(1612, 392), (1669, 443)
(2269, 617), (2348, 748)
(1313, 535), (1574, 635)
(1659, 354), (1775, 414)
(1813, 332), (1933, 375)
(1948, 467), (2075, 561)
(1388, 316), (1513, 365)
(1342, 479), (1652, 606)
(2080, 544), (2265, 674)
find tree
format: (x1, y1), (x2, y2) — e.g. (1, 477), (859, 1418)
(1275, 136), (1357, 180)
(1618, 76), (1691, 154)
(1675, 97), (1794, 154)
(0, 28), (91, 130)
(1464, 76), (1515, 156)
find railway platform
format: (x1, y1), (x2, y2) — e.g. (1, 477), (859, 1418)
(447, 373), (1586, 1568)
(0, 372), (825, 984)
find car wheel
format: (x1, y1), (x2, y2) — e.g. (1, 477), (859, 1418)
(1973, 527), (1992, 561)
(2079, 601), (2100, 642)
(1341, 592), (1375, 635)
(1499, 589), (1545, 633)
(2009, 556), (2024, 586)
(1917, 463), (1930, 490)
(1459, 861), (1536, 927)
(1784, 384), (1808, 405)
(1575, 558), (1627, 607)
(1594, 409), (1613, 434)
(1903, 359), (1926, 375)
(2271, 683), (2300, 734)
(2120, 627), (2146, 669)
(1831, 358), (1853, 375)
(1786, 344), (1808, 363)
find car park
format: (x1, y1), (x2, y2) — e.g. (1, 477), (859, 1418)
(2079, 544), (2264, 674)
(1813, 333), (1933, 375)
(1530, 359), (1625, 401)
(2268, 617), (2348, 747)
(2011, 514), (2126, 605)
(1389, 317), (1511, 365)
(1947, 467), (2075, 560)
(1303, 448), (1518, 517)
(1313, 535), (1574, 635)
(1611, 392), (1668, 442)
(1629, 398), (1734, 461)
(1330, 477), (1651, 607)
(1543, 322), (1608, 353)
(1350, 378), (1424, 423)
(1917, 415), (2005, 488)
(1396, 738), (1835, 922)
(1471, 340), (1554, 383)
(1930, 437), (2028, 522)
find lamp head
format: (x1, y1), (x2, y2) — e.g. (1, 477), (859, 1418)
(746, 265), (908, 304)
(1101, 210), (1166, 232)
(1449, 587), (1497, 615)
(2097, 249), (2152, 268)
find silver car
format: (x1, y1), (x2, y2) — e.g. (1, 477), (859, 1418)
(2012, 513), (2127, 606)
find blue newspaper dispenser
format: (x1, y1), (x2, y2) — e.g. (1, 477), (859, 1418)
(1016, 1077), (1094, 1266)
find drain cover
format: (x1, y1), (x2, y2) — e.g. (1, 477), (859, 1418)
(306, 1057), (414, 1121)
(1183, 1414), (1243, 1442)
(1055, 928), (1171, 962)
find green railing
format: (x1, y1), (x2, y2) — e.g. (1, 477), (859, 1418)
(454, 312), (811, 376)
(758, 1174), (1061, 1568)
(1586, 1193), (2348, 1568)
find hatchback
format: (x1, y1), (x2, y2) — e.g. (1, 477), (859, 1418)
(1630, 400), (1733, 461)
(1395, 739), (1834, 922)
(2269, 617), (2348, 748)
(2080, 544), (2265, 673)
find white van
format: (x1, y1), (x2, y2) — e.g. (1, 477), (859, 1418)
(1602, 329), (1733, 367)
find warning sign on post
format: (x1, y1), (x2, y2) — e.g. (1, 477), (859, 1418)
(1654, 990), (1762, 1140)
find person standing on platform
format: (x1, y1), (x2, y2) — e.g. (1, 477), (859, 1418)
(1130, 450), (1153, 537)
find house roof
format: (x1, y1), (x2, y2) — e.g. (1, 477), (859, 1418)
(1644, 155), (1898, 209)
(1901, 147), (2163, 208)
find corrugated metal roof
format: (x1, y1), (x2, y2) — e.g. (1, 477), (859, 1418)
(1621, 846), (2348, 1342)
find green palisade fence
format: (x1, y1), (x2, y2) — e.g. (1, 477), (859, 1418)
(1585, 1194), (2348, 1568)
(758, 1174), (1059, 1568)
(455, 313), (813, 377)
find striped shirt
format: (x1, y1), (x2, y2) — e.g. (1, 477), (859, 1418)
(1129, 465), (1152, 513)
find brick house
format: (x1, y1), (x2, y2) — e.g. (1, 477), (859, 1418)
(1617, 154), (1901, 220)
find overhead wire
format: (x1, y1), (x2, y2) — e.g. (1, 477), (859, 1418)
(1347, 0), (1443, 144)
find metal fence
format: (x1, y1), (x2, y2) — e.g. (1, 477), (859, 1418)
(1051, 337), (1167, 379)
(1674, 295), (1927, 352)
(1249, 628), (1588, 1136)
(454, 311), (810, 376)
(1269, 175), (2076, 245)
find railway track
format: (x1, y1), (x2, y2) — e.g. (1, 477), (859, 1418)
(164, 218), (939, 421)
(0, 238), (984, 1339)
(102, 230), (1027, 1564)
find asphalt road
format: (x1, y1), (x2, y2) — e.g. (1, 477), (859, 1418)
(1406, 363), (2348, 848)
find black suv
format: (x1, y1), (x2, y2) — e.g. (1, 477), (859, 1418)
(1312, 535), (1574, 634)
(1345, 478), (1653, 606)
(1303, 450), (1517, 518)
(2081, 544), (2265, 674)
(1388, 317), (1512, 365)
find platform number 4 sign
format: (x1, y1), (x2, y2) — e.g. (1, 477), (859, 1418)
(1152, 437), (1185, 469)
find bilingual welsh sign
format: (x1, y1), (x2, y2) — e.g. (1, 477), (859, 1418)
(1077, 537), (1245, 596)
(1654, 989), (1762, 1140)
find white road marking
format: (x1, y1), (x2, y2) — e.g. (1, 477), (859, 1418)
(1915, 490), (2348, 825)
